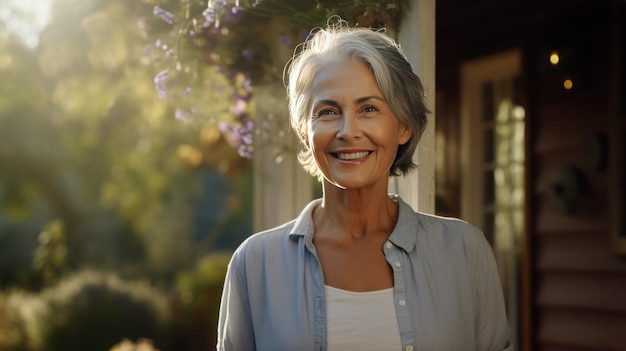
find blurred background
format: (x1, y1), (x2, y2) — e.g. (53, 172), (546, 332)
(0, 0), (404, 350)
(0, 0), (256, 350)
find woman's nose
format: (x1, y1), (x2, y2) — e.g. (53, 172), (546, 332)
(336, 114), (362, 140)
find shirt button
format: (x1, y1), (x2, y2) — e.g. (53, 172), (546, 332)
(385, 242), (393, 249)
(406, 346), (414, 351)
(394, 261), (401, 268)
(398, 300), (406, 307)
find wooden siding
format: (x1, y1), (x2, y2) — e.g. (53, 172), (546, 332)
(528, 1), (626, 349)
(436, 0), (626, 350)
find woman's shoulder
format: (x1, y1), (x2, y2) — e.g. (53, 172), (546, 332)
(394, 196), (486, 249)
(233, 198), (319, 257)
(395, 196), (478, 233)
(235, 219), (298, 255)
(414, 211), (478, 233)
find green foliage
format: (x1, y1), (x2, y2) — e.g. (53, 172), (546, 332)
(173, 252), (231, 350)
(0, 291), (28, 351)
(32, 220), (68, 286)
(109, 338), (161, 351)
(0, 0), (252, 284)
(148, 0), (409, 83)
(9, 270), (172, 351)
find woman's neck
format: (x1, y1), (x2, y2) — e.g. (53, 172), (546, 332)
(314, 181), (398, 242)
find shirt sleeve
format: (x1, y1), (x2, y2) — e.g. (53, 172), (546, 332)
(217, 249), (256, 351)
(472, 227), (514, 351)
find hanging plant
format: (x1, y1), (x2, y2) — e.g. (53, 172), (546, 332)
(141, 0), (408, 159)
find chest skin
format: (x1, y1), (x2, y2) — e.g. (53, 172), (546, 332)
(314, 232), (393, 292)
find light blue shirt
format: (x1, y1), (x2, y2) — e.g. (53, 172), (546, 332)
(217, 195), (512, 350)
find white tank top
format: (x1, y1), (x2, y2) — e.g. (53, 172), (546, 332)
(325, 285), (403, 350)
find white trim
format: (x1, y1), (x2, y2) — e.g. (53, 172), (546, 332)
(460, 49), (521, 226)
(253, 84), (313, 232)
(395, 0), (436, 213)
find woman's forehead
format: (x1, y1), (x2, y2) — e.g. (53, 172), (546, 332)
(310, 60), (382, 100)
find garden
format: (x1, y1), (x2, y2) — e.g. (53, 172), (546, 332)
(0, 0), (406, 350)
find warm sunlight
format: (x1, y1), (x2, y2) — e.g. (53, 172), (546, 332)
(0, 0), (52, 47)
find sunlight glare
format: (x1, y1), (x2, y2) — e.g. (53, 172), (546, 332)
(0, 0), (53, 47)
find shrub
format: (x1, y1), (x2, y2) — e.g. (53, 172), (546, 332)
(172, 252), (231, 350)
(12, 270), (172, 351)
(0, 291), (28, 351)
(109, 338), (160, 351)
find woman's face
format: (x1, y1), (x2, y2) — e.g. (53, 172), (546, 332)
(307, 59), (411, 190)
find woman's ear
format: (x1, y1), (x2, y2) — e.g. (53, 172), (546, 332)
(399, 123), (412, 145)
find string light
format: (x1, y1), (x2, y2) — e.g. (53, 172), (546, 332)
(549, 51), (560, 65)
(563, 79), (573, 90)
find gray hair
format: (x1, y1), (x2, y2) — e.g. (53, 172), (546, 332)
(284, 19), (429, 179)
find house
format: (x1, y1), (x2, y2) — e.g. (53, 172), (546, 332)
(435, 0), (626, 349)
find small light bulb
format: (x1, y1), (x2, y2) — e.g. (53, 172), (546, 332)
(563, 79), (573, 90)
(549, 51), (560, 65)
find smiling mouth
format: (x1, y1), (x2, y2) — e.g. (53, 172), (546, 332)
(333, 151), (372, 160)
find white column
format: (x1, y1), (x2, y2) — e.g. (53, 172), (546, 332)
(252, 83), (313, 232)
(394, 0), (436, 213)
(251, 19), (314, 232)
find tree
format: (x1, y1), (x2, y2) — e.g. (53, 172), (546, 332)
(0, 0), (251, 288)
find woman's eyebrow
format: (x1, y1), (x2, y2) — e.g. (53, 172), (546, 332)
(313, 99), (340, 109)
(355, 96), (385, 104)
(313, 96), (385, 108)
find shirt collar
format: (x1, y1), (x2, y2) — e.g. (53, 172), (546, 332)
(288, 195), (418, 253)
(288, 198), (320, 249)
(387, 194), (418, 252)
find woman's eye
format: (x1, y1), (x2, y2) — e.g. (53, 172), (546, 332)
(314, 109), (338, 118)
(362, 105), (378, 113)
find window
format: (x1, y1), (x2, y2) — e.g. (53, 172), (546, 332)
(461, 50), (524, 348)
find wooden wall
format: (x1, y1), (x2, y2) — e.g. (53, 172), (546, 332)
(527, 2), (626, 349)
(436, 0), (626, 349)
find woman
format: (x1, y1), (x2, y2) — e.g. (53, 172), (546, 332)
(217, 19), (511, 351)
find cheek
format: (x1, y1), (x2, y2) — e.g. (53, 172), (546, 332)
(369, 124), (399, 147)
(308, 121), (334, 148)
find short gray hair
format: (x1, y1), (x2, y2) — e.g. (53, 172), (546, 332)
(284, 19), (429, 179)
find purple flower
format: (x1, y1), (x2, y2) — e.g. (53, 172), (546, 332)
(209, 0), (228, 10)
(243, 77), (252, 92)
(237, 112), (251, 123)
(175, 108), (190, 121)
(218, 121), (230, 132)
(154, 40), (174, 56)
(237, 144), (253, 159)
(202, 8), (216, 24)
(241, 131), (253, 145)
(231, 97), (247, 115)
(223, 5), (243, 21)
(154, 70), (169, 99)
(153, 6), (175, 25)
(279, 35), (292, 46)
(227, 132), (242, 148)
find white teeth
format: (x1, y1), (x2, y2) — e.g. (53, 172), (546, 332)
(337, 151), (370, 160)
